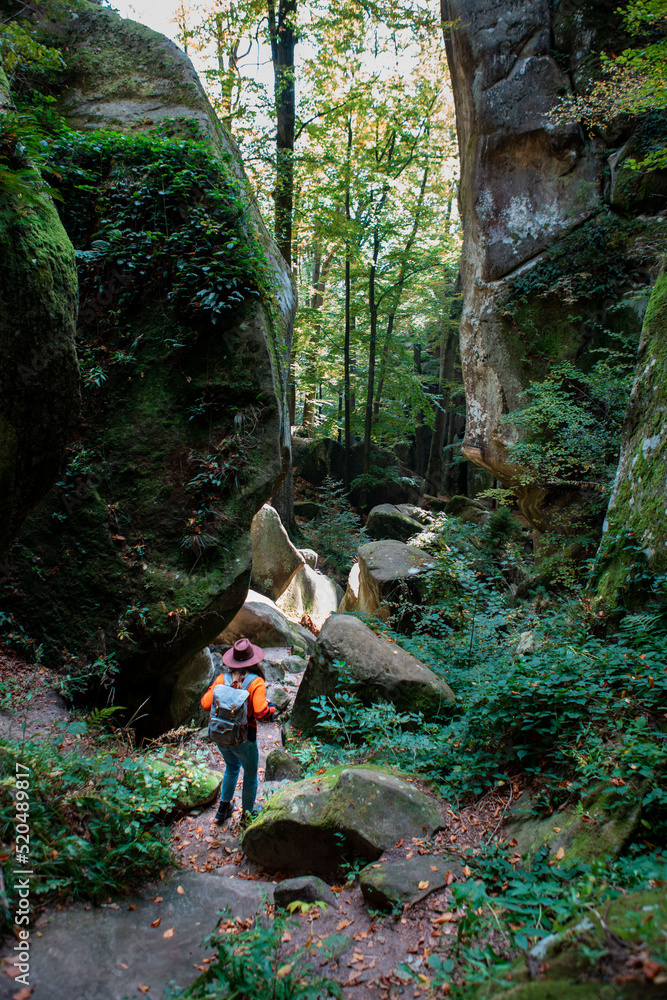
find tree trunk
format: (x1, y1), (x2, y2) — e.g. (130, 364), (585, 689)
(425, 272), (461, 496)
(267, 0), (297, 267)
(303, 245), (334, 434)
(363, 222), (380, 478)
(343, 116), (353, 490)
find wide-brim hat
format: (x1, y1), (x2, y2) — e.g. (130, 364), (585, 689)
(222, 637), (265, 670)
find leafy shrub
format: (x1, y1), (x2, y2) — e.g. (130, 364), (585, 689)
(179, 908), (343, 1000)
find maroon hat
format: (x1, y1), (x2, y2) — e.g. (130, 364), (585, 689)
(222, 637), (265, 670)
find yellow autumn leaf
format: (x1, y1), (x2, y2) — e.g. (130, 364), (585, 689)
(277, 964), (292, 978)
(555, 847), (565, 861)
(418, 880), (429, 890)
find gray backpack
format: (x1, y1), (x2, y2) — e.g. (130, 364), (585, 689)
(208, 673), (254, 747)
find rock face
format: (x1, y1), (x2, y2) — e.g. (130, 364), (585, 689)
(594, 273), (667, 608)
(0, 7), (295, 731)
(290, 614), (455, 734)
(276, 564), (343, 629)
(365, 504), (425, 543)
(442, 0), (664, 531)
(356, 540), (435, 625)
(241, 765), (443, 876)
(250, 504), (305, 600)
(0, 70), (80, 560)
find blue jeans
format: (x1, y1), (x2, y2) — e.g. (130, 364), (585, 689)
(219, 740), (259, 815)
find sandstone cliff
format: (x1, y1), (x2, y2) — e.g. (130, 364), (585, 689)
(0, 7), (295, 729)
(442, 0), (666, 533)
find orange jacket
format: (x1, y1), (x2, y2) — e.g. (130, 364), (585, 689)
(201, 672), (274, 731)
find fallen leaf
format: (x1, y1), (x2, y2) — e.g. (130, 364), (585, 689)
(128, 905), (136, 911)
(5, 968), (21, 979)
(137, 987), (150, 995)
(150, 918), (162, 928)
(552, 827), (561, 833)
(395, 839), (404, 848)
(12, 989), (31, 1000)
(196, 826), (203, 835)
(555, 847), (565, 861)
(163, 928), (175, 939)
(433, 913), (455, 925)
(418, 880), (429, 890)
(430, 865), (438, 871)
(277, 964), (292, 978)
(445, 870), (455, 886)
(177, 886), (184, 895)
(462, 865), (472, 878)
(281, 931), (292, 942)
(336, 919), (353, 930)
(120, 963), (129, 969)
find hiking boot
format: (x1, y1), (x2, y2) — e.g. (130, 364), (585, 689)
(213, 800), (233, 824)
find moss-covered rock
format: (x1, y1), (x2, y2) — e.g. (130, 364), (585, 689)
(465, 890), (667, 999)
(594, 272), (667, 609)
(359, 853), (464, 910)
(0, 8), (295, 731)
(136, 756), (222, 810)
(241, 765), (444, 876)
(0, 68), (80, 559)
(365, 504), (425, 543)
(505, 784), (641, 866)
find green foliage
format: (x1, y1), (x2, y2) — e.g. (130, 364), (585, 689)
(504, 354), (635, 496)
(179, 908), (343, 1000)
(301, 478), (367, 578)
(506, 214), (645, 307)
(425, 843), (667, 997)
(0, 738), (195, 933)
(48, 124), (268, 344)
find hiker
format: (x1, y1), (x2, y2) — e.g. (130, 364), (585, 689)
(201, 637), (276, 826)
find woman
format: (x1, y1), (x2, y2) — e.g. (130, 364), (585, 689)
(201, 637), (276, 825)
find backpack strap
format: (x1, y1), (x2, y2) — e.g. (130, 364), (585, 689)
(241, 673), (255, 691)
(224, 672), (233, 686)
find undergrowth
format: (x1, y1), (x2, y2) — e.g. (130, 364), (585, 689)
(0, 735), (211, 935)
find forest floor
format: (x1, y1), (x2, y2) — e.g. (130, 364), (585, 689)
(0, 648), (514, 1000)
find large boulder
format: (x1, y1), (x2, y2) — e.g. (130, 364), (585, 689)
(218, 596), (313, 658)
(241, 765), (443, 876)
(276, 564), (343, 629)
(290, 614), (454, 734)
(250, 504), (305, 600)
(0, 6), (295, 732)
(359, 854), (464, 910)
(444, 496), (491, 525)
(505, 784), (642, 865)
(442, 0), (661, 533)
(365, 504), (425, 543)
(170, 647), (216, 727)
(356, 540), (435, 625)
(338, 562), (360, 613)
(273, 876), (336, 909)
(0, 69), (80, 560)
